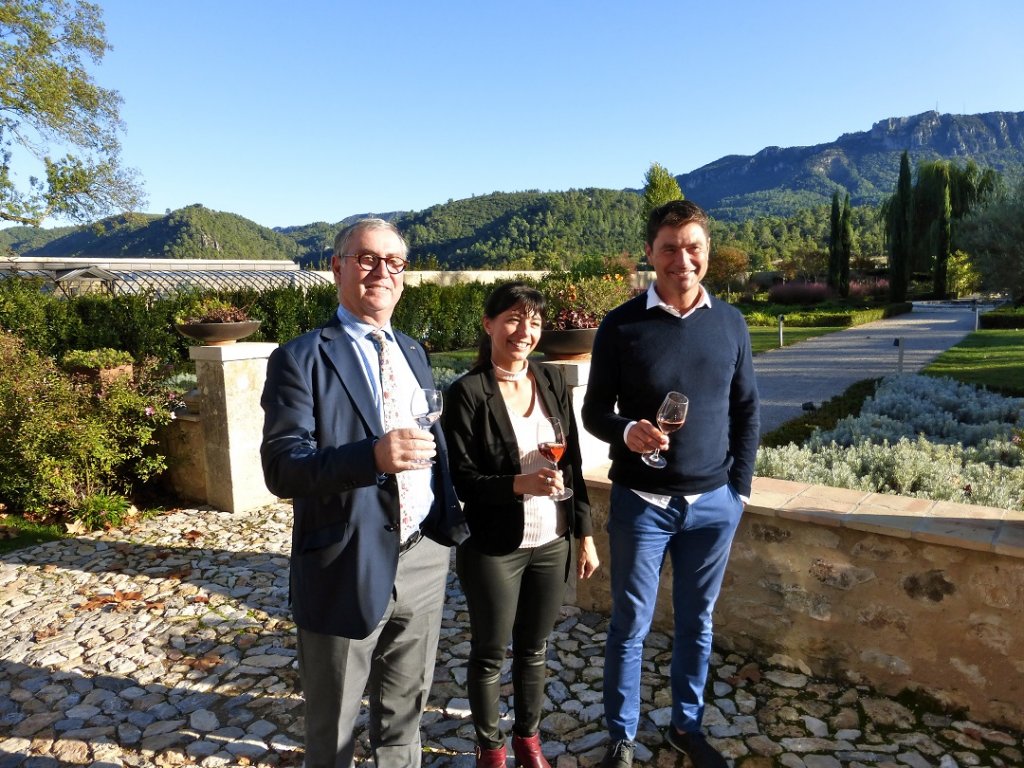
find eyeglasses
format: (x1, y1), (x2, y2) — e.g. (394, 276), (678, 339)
(346, 252), (408, 274)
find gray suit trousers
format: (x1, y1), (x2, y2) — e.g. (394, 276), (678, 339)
(297, 536), (450, 768)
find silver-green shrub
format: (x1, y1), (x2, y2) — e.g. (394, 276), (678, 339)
(756, 375), (1024, 510)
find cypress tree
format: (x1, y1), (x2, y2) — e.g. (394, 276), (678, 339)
(933, 165), (952, 298)
(840, 194), (853, 297)
(828, 191), (841, 290)
(887, 151), (913, 302)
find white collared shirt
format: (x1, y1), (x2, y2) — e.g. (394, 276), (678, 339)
(335, 305), (434, 527)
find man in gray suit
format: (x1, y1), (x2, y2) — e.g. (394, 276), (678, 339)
(261, 218), (467, 767)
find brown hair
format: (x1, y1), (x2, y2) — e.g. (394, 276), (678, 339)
(645, 199), (711, 247)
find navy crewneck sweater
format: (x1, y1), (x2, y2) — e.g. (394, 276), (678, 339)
(582, 292), (760, 498)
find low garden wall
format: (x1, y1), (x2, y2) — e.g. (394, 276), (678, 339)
(576, 471), (1024, 732)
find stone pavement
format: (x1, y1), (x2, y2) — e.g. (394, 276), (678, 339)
(2, 503), (1022, 767)
(754, 305), (982, 436)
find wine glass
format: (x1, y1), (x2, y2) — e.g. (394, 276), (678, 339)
(410, 388), (443, 465)
(642, 391), (689, 469)
(536, 416), (573, 501)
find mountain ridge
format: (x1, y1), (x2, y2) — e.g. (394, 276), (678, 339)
(676, 110), (1024, 219)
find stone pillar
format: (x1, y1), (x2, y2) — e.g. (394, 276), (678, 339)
(190, 342), (279, 513)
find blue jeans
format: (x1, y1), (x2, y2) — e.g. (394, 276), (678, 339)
(604, 482), (743, 741)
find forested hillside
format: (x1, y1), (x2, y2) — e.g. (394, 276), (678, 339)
(2, 205), (299, 261)
(402, 189), (643, 269)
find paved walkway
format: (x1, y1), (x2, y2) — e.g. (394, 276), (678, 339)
(754, 305), (981, 435)
(2, 303), (1021, 767)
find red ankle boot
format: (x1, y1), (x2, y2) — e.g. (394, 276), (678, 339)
(512, 733), (550, 768)
(476, 743), (507, 768)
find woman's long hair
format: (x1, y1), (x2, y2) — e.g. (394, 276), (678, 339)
(472, 282), (547, 371)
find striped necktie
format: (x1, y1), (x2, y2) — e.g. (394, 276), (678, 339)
(369, 329), (417, 543)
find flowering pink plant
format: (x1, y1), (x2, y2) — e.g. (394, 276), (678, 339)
(541, 273), (633, 330)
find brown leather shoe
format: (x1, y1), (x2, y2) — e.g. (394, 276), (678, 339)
(476, 743), (508, 768)
(511, 732), (550, 768)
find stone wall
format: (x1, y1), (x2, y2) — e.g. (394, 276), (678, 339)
(575, 473), (1024, 732)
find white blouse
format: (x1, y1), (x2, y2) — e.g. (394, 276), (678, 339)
(506, 390), (568, 548)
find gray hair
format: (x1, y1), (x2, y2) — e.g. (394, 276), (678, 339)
(332, 218), (409, 259)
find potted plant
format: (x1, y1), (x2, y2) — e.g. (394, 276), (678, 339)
(174, 295), (261, 345)
(537, 272), (634, 359)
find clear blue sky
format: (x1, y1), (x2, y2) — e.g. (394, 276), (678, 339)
(88, 0), (1024, 229)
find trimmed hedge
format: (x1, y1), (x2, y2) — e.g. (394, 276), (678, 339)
(744, 302), (912, 328)
(0, 276), (497, 361)
(980, 307), (1024, 330)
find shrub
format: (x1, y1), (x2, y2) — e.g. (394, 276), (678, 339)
(61, 348), (134, 369)
(767, 282), (833, 305)
(980, 306), (1024, 330)
(847, 279), (890, 301)
(756, 375), (1024, 511)
(393, 281), (494, 351)
(0, 332), (174, 528)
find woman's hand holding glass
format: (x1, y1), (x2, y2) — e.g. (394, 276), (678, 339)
(536, 416), (573, 501)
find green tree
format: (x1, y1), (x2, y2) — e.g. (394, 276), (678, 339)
(705, 244), (749, 297)
(958, 179), (1024, 303)
(641, 162), (683, 222)
(912, 159), (998, 297)
(933, 166), (952, 297)
(0, 0), (144, 225)
(883, 151), (913, 302)
(827, 191), (841, 289)
(945, 250), (981, 298)
(839, 193), (853, 297)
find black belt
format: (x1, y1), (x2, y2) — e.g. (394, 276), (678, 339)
(399, 530), (423, 555)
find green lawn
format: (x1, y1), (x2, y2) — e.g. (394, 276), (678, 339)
(0, 515), (64, 555)
(748, 326), (841, 354)
(922, 329), (1024, 396)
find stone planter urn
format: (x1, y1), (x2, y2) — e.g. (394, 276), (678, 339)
(175, 320), (262, 346)
(535, 328), (598, 360)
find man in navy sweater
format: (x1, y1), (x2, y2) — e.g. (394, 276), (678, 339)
(582, 200), (759, 768)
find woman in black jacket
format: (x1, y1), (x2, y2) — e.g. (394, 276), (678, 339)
(444, 282), (600, 768)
